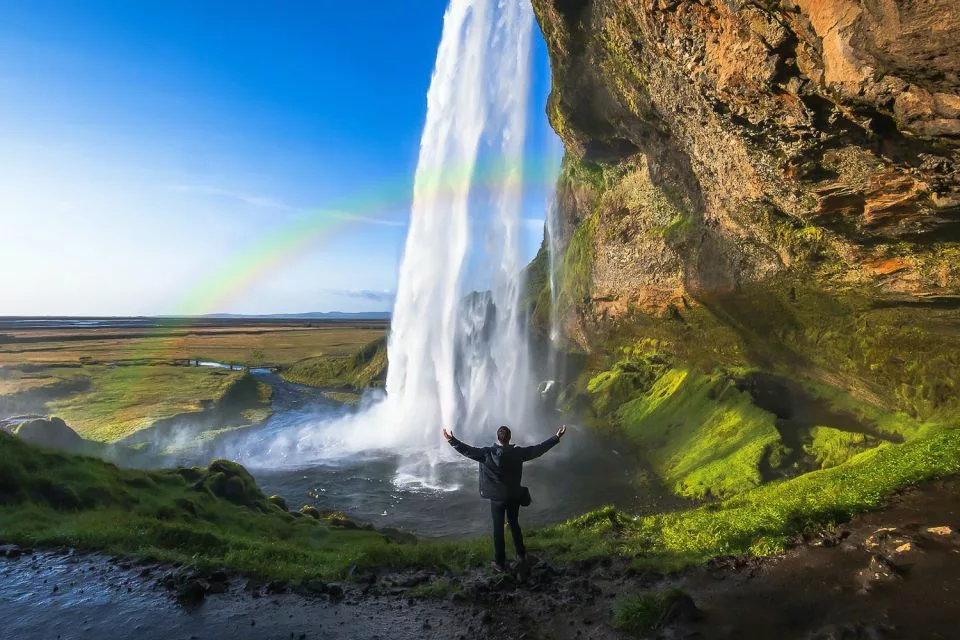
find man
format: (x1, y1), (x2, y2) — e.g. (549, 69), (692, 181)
(442, 424), (567, 572)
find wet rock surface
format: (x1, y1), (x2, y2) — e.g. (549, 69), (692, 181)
(669, 476), (960, 639)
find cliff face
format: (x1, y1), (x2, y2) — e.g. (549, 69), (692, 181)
(532, 0), (960, 422)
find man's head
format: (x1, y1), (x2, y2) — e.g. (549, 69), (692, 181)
(496, 425), (511, 445)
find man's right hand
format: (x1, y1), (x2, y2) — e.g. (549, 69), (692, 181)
(556, 425), (567, 439)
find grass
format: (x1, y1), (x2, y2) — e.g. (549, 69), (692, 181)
(0, 367), (87, 396)
(45, 366), (247, 441)
(281, 336), (388, 390)
(0, 323), (386, 368)
(612, 588), (690, 637)
(804, 426), (880, 469)
(321, 391), (363, 405)
(592, 363), (781, 500)
(3, 422), (959, 585)
(0, 432), (488, 581)
(529, 427), (960, 569)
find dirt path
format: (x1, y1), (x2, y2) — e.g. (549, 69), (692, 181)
(671, 476), (960, 639)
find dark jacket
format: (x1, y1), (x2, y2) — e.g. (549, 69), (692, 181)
(448, 435), (560, 502)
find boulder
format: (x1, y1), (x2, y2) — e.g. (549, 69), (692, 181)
(267, 494), (288, 511)
(13, 418), (87, 452)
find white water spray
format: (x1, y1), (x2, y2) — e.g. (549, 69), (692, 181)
(384, 0), (536, 447)
(545, 198), (564, 349)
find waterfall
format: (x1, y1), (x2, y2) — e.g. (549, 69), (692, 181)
(241, 0), (539, 483)
(545, 198), (563, 349)
(380, 0), (536, 449)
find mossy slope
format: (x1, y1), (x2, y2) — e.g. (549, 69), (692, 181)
(281, 336), (388, 391)
(0, 433), (487, 581)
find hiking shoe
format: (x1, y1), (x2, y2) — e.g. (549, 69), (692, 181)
(490, 562), (507, 573)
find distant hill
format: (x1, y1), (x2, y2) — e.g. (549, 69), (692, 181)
(199, 311), (391, 320)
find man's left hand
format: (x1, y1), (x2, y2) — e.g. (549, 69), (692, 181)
(442, 428), (453, 442)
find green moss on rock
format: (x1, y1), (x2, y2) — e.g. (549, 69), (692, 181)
(804, 426), (881, 469)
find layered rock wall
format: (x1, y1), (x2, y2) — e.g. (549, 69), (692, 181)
(532, 0), (960, 418)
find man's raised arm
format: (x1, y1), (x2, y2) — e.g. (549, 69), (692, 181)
(519, 425), (566, 461)
(442, 428), (485, 462)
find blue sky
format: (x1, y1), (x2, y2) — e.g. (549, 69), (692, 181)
(0, 0), (558, 315)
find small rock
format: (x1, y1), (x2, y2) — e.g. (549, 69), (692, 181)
(355, 571), (377, 586)
(265, 580), (288, 594)
(206, 581), (229, 595)
(304, 579), (328, 594)
(0, 545), (22, 559)
(663, 592), (701, 625)
(859, 554), (903, 591)
(327, 583), (345, 601)
(176, 580), (205, 606)
(209, 569), (228, 583)
(927, 526), (954, 537)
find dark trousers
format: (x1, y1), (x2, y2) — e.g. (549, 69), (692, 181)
(490, 500), (526, 566)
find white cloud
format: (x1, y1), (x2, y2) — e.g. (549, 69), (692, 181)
(329, 289), (396, 303)
(169, 185), (407, 227)
(168, 184), (296, 210)
(329, 212), (407, 227)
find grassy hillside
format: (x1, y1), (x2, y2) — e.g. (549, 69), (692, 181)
(533, 427), (960, 568)
(0, 432), (486, 581)
(281, 335), (388, 391)
(44, 366), (246, 441)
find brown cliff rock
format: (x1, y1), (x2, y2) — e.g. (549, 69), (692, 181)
(533, 0), (959, 325)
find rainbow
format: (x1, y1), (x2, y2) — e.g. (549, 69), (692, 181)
(119, 157), (561, 407)
(175, 157), (559, 316)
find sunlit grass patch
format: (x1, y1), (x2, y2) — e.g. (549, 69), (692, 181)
(281, 336), (387, 390)
(804, 426), (880, 469)
(531, 427), (960, 570)
(46, 365), (246, 441)
(613, 368), (781, 499)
